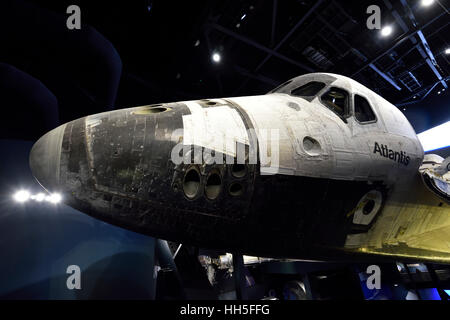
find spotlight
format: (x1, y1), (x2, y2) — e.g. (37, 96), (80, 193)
(35, 193), (46, 202)
(12, 190), (63, 204)
(381, 26), (393, 37)
(421, 0), (434, 6)
(445, 48), (450, 55)
(212, 52), (221, 63)
(47, 193), (62, 204)
(14, 190), (30, 202)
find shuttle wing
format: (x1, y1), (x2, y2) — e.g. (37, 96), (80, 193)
(345, 154), (450, 263)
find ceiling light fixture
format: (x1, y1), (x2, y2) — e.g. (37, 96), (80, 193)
(421, 0), (434, 7)
(381, 26), (393, 37)
(13, 190), (30, 202)
(212, 52), (221, 63)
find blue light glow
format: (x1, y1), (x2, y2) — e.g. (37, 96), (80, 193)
(417, 121), (450, 152)
(445, 289), (450, 296)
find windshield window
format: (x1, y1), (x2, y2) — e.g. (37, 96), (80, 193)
(320, 87), (349, 117)
(291, 81), (325, 97)
(354, 94), (376, 123)
(268, 80), (293, 93)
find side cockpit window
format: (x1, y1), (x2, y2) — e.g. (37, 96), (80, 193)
(320, 87), (349, 117)
(291, 81), (326, 97)
(268, 80), (293, 93)
(354, 94), (376, 123)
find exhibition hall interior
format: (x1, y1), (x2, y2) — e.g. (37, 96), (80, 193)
(0, 0), (449, 300)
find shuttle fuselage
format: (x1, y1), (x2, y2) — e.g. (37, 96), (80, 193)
(29, 73), (450, 262)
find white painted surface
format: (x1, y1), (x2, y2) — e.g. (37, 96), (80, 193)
(182, 101), (249, 158)
(181, 73), (424, 185)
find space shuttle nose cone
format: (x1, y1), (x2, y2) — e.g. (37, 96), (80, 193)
(29, 123), (66, 191)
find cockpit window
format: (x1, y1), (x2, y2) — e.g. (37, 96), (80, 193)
(354, 94), (376, 123)
(268, 80), (293, 93)
(320, 87), (349, 117)
(291, 81), (326, 97)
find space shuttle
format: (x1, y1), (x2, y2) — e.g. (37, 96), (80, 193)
(29, 73), (450, 263)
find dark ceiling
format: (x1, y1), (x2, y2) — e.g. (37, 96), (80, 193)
(3, 0), (450, 138)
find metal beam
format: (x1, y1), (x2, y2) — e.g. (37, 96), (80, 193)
(254, 0), (324, 72)
(383, 13), (449, 73)
(417, 30), (438, 62)
(412, 44), (449, 71)
(386, 0), (417, 45)
(315, 14), (353, 48)
(396, 76), (449, 107)
(208, 22), (314, 72)
(155, 240), (185, 298)
(315, 13), (401, 91)
(399, 0), (448, 89)
(415, 32), (447, 88)
(232, 253), (248, 300)
(399, 0), (418, 28)
(385, 45), (419, 72)
(234, 65), (279, 87)
(369, 63), (402, 90)
(351, 11), (446, 77)
(388, 21), (450, 72)
(426, 264), (450, 300)
(391, 9), (412, 34)
(228, 1), (322, 94)
(404, 262), (422, 300)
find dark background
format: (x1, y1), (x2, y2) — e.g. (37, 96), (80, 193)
(0, 0), (448, 299)
(1, 0), (449, 139)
